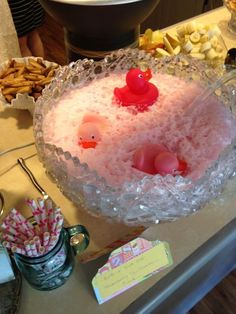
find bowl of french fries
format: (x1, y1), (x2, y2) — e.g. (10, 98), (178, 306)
(0, 57), (59, 115)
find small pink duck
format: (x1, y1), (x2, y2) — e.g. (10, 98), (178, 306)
(114, 68), (159, 112)
(133, 143), (187, 176)
(78, 113), (108, 149)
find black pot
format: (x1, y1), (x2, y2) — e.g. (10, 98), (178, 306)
(39, 0), (160, 61)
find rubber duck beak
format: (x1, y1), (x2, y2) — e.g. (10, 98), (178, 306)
(143, 68), (152, 81)
(79, 141), (97, 149)
(177, 159), (188, 175)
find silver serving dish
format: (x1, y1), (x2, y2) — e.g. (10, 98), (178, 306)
(39, 0), (160, 60)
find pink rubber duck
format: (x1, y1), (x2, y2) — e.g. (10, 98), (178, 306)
(78, 113), (108, 149)
(133, 143), (187, 176)
(114, 68), (159, 112)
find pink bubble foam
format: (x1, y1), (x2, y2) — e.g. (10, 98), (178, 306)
(43, 72), (236, 186)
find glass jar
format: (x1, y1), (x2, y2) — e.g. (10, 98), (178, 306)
(14, 225), (89, 291)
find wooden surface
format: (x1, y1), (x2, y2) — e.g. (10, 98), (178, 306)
(141, 0), (206, 31)
(141, 0), (223, 32)
(38, 13), (236, 314)
(190, 271), (236, 314)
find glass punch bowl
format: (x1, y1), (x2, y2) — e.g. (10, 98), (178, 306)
(34, 49), (236, 226)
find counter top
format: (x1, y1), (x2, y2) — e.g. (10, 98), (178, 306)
(0, 6), (236, 314)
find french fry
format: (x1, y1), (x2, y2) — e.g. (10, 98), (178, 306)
(1, 77), (27, 86)
(29, 59), (44, 69)
(16, 86), (33, 94)
(2, 86), (32, 95)
(25, 68), (42, 75)
(3, 81), (34, 88)
(2, 87), (20, 95)
(36, 58), (47, 68)
(37, 77), (52, 86)
(42, 65), (58, 76)
(0, 57), (59, 103)
(0, 67), (17, 79)
(47, 69), (55, 77)
(25, 65), (42, 73)
(2, 73), (15, 81)
(16, 66), (26, 76)
(11, 61), (25, 68)
(24, 73), (46, 81)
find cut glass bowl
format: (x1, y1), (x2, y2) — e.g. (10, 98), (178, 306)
(34, 49), (236, 226)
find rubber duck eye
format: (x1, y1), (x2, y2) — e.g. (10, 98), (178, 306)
(79, 136), (82, 140)
(91, 135), (95, 139)
(138, 74), (143, 78)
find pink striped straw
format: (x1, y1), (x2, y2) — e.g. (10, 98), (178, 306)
(24, 228), (35, 239)
(1, 197), (66, 258)
(48, 208), (55, 231)
(11, 208), (34, 230)
(12, 220), (31, 237)
(1, 222), (28, 241)
(29, 240), (38, 257)
(43, 232), (50, 247)
(24, 240), (33, 257)
(50, 211), (62, 233)
(53, 215), (64, 237)
(48, 207), (61, 230)
(38, 198), (48, 232)
(38, 198), (46, 212)
(2, 232), (25, 244)
(45, 198), (53, 210)
(38, 220), (48, 235)
(2, 240), (14, 249)
(1, 222), (18, 236)
(39, 246), (46, 256)
(2, 215), (13, 225)
(13, 221), (35, 239)
(46, 235), (58, 252)
(2, 240), (25, 251)
(11, 246), (26, 255)
(45, 198), (55, 230)
(27, 199), (42, 226)
(33, 236), (42, 250)
(28, 198), (48, 233)
(10, 209), (35, 238)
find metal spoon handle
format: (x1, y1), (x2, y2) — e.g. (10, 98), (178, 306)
(0, 192), (4, 217)
(17, 158), (48, 199)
